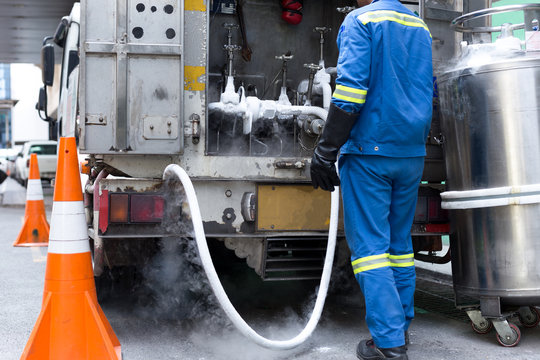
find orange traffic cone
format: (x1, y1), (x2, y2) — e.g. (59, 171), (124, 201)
(13, 153), (50, 247)
(21, 137), (122, 360)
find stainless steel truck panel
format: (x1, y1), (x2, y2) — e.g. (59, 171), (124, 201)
(80, 0), (184, 154)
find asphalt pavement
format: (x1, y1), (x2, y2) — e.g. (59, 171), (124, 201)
(2, 190), (540, 360)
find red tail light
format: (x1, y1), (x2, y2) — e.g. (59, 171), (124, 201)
(130, 194), (164, 223)
(108, 193), (164, 224)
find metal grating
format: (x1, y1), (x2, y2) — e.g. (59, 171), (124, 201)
(415, 269), (476, 323)
(262, 236), (328, 281)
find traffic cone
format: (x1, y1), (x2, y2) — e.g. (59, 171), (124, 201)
(20, 137), (122, 360)
(13, 153), (50, 247)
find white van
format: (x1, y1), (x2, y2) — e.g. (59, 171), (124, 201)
(14, 140), (57, 186)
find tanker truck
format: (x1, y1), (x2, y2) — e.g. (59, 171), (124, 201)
(37, 1), (455, 287)
(39, 0), (540, 348)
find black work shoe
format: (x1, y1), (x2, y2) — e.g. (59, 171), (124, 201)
(356, 339), (408, 360)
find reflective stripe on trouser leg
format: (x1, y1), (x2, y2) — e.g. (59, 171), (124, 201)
(339, 154), (424, 349)
(352, 253), (390, 273)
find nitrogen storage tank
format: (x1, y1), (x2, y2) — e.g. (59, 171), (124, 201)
(438, 4), (540, 312)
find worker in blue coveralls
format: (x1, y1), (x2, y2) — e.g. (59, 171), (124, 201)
(310, 0), (432, 359)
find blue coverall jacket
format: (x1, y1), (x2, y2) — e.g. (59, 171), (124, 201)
(332, 0), (433, 349)
(334, 0), (433, 157)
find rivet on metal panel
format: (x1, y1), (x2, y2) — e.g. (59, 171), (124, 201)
(150, 125), (154, 130)
(225, 189), (232, 197)
(185, 0), (207, 12)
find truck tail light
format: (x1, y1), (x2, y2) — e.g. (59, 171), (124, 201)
(130, 194), (164, 223)
(109, 193), (129, 223)
(425, 223), (450, 233)
(26, 159), (30, 168)
(108, 193), (164, 224)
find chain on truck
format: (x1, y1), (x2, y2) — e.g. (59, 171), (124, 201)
(36, 1), (454, 289)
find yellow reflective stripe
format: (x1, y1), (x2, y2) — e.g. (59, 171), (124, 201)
(389, 253), (415, 267)
(336, 84), (367, 95)
(353, 261), (392, 274)
(333, 85), (368, 104)
(333, 93), (366, 104)
(390, 262), (415, 267)
(388, 253), (414, 260)
(369, 16), (429, 32)
(352, 253), (389, 266)
(359, 10), (424, 24)
(351, 253), (390, 274)
(358, 10), (431, 36)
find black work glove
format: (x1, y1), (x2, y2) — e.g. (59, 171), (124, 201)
(311, 151), (340, 191)
(310, 103), (359, 192)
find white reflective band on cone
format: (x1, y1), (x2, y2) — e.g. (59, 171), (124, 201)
(48, 240), (91, 254)
(48, 201), (90, 254)
(26, 179), (44, 201)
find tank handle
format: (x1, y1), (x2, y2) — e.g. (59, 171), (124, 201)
(451, 4), (540, 34)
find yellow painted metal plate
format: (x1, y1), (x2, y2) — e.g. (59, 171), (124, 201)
(184, 66), (206, 91)
(185, 0), (206, 12)
(257, 184), (343, 231)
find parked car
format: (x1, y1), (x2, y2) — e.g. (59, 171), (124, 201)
(0, 148), (18, 178)
(14, 140), (58, 186)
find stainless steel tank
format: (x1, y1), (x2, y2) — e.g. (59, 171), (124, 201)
(438, 4), (540, 311)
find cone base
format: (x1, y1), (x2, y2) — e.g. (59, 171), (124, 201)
(20, 291), (122, 360)
(13, 243), (48, 247)
(13, 214), (50, 247)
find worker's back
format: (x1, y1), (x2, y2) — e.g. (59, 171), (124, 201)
(336, 0), (433, 158)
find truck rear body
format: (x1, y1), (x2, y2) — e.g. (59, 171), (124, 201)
(55, 0), (454, 280)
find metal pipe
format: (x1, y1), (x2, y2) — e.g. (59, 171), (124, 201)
(91, 169), (108, 277)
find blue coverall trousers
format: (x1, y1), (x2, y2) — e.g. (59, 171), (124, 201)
(339, 154), (424, 349)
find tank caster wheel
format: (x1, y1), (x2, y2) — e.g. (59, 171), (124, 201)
(496, 323), (521, 347)
(471, 319), (493, 334)
(518, 307), (540, 328)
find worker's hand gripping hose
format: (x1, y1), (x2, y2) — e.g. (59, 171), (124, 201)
(163, 164), (340, 350)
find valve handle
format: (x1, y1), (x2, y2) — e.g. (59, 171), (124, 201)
(276, 54), (294, 61)
(336, 6), (356, 14)
(304, 63), (322, 72)
(224, 45), (242, 51)
(314, 26), (331, 34)
(223, 23), (239, 30)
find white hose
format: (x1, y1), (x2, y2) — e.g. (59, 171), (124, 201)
(163, 164), (340, 350)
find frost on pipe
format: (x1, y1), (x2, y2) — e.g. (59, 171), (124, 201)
(163, 164), (340, 350)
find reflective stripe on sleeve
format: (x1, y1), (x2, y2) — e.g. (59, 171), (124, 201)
(351, 253), (390, 274)
(333, 84), (368, 104)
(358, 10), (431, 36)
(389, 253), (415, 267)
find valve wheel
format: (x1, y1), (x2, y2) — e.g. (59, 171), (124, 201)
(496, 323), (521, 347)
(471, 319), (493, 334)
(518, 307), (540, 328)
